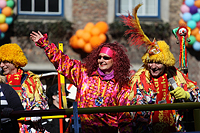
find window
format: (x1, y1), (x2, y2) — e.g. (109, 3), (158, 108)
(115, 0), (160, 18)
(18, 0), (63, 16)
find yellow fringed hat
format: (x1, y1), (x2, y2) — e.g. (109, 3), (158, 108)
(121, 3), (176, 67)
(0, 43), (28, 67)
(142, 41), (176, 67)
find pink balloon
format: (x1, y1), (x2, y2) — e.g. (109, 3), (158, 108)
(0, 0), (6, 9)
(181, 4), (190, 13)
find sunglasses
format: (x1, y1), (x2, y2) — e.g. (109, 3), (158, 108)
(98, 55), (111, 60)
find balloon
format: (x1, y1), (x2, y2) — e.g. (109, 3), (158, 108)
(84, 22), (94, 32)
(182, 12), (192, 21)
(0, 14), (6, 23)
(185, 0), (195, 7)
(82, 31), (91, 42)
(188, 35), (196, 45)
(2, 7), (12, 17)
(181, 4), (190, 13)
(76, 29), (84, 38)
(190, 5), (198, 14)
(0, 0), (7, 9)
(193, 41), (200, 51)
(191, 27), (199, 35)
(83, 43), (93, 53)
(196, 34), (200, 42)
(76, 38), (85, 49)
(99, 33), (106, 43)
(0, 32), (5, 39)
(194, 0), (200, 7)
(6, 0), (14, 8)
(197, 21), (200, 28)
(187, 20), (196, 29)
(192, 13), (200, 21)
(89, 36), (102, 48)
(95, 21), (109, 34)
(179, 19), (186, 25)
(69, 35), (79, 49)
(0, 23), (8, 32)
(5, 16), (13, 25)
(90, 26), (100, 36)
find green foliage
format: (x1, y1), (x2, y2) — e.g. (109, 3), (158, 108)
(12, 19), (73, 40)
(109, 19), (171, 44)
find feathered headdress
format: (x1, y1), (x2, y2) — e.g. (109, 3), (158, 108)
(121, 4), (175, 67)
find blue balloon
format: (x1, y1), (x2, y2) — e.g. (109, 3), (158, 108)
(193, 41), (200, 51)
(183, 12), (192, 22)
(5, 17), (13, 25)
(0, 32), (5, 39)
(192, 13), (200, 22)
(187, 20), (196, 29)
(185, 0), (194, 7)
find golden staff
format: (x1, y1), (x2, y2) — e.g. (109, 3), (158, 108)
(58, 42), (68, 109)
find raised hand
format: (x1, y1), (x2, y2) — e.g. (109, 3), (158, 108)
(30, 31), (44, 43)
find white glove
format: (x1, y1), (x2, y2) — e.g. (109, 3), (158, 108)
(31, 108), (41, 122)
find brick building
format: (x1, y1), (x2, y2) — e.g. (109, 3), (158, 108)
(10, 0), (200, 86)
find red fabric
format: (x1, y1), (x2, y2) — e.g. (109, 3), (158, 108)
(152, 74), (175, 127)
(6, 69), (23, 91)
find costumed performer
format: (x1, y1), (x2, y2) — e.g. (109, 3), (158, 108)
(30, 30), (133, 133)
(121, 4), (199, 133)
(0, 43), (49, 133)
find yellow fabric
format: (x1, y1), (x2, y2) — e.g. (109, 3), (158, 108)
(170, 87), (190, 100)
(0, 43), (28, 67)
(142, 41), (176, 67)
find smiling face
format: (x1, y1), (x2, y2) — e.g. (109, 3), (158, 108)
(147, 61), (165, 78)
(98, 53), (113, 74)
(0, 60), (18, 75)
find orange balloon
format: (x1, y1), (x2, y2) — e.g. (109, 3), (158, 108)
(84, 22), (95, 32)
(2, 7), (12, 17)
(76, 29), (84, 38)
(195, 0), (200, 8)
(99, 33), (106, 43)
(69, 35), (79, 49)
(179, 19), (186, 26)
(0, 23), (8, 32)
(191, 27), (199, 36)
(196, 34), (200, 42)
(95, 21), (109, 34)
(82, 31), (91, 42)
(89, 36), (102, 48)
(83, 43), (93, 53)
(77, 38), (85, 49)
(90, 26), (101, 36)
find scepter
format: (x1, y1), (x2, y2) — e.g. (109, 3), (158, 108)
(172, 26), (191, 77)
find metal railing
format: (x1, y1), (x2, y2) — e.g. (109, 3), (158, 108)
(2, 102), (200, 131)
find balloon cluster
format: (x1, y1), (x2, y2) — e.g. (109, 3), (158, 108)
(0, 0), (14, 39)
(180, 0), (200, 51)
(69, 21), (108, 53)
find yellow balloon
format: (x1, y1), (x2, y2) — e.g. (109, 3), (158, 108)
(0, 14), (6, 23)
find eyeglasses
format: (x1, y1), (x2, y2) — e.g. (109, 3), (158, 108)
(98, 56), (111, 60)
(0, 60), (10, 64)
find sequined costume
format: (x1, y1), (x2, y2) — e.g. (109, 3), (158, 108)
(128, 66), (199, 132)
(35, 34), (133, 133)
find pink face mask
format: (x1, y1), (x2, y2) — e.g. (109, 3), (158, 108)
(99, 47), (113, 57)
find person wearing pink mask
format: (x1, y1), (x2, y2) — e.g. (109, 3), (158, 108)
(30, 31), (133, 133)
